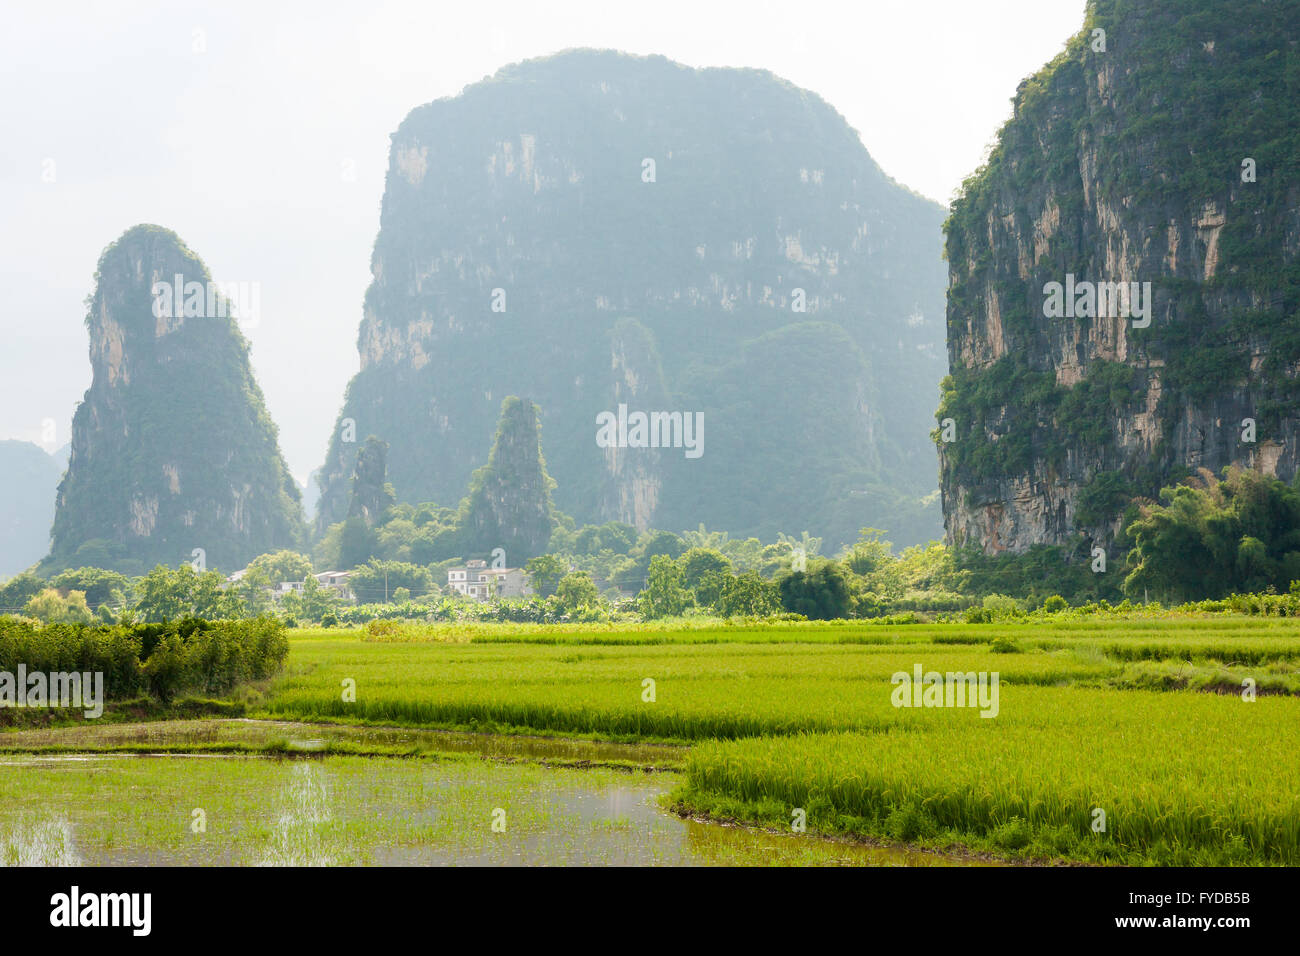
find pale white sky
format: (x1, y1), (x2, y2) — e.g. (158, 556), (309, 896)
(0, 0), (1086, 484)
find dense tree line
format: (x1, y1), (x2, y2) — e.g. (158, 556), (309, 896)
(0, 616), (288, 704)
(10, 468), (1300, 625)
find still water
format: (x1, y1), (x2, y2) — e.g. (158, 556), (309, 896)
(0, 721), (987, 867)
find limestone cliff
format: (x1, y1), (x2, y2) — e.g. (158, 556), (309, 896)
(45, 225), (304, 573)
(939, 0), (1300, 555)
(317, 49), (947, 548)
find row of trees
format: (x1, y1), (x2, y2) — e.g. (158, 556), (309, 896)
(1122, 467), (1300, 602)
(619, 532), (964, 620)
(0, 525), (1013, 626)
(314, 512), (813, 592)
(0, 565), (248, 624)
(638, 552), (783, 618)
(10, 467), (1300, 624)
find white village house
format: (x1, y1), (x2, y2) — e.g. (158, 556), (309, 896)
(447, 559), (533, 601)
(314, 571), (354, 601)
(277, 573), (354, 601)
(225, 568), (355, 603)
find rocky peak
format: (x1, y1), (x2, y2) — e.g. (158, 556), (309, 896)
(457, 397), (557, 561)
(347, 436), (396, 527)
(45, 225), (304, 573)
(315, 49), (948, 550)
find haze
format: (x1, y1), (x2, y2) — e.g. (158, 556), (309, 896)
(0, 0), (1085, 485)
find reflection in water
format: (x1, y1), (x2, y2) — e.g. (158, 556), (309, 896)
(259, 763), (336, 867)
(0, 727), (990, 867)
(0, 816), (81, 866)
(366, 776), (985, 867)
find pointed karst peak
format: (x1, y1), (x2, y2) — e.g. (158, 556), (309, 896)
(89, 225), (209, 335)
(44, 225), (303, 575)
(458, 397), (557, 562)
(347, 436), (397, 528)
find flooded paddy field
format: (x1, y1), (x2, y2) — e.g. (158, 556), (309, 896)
(9, 621), (1292, 866)
(0, 717), (686, 769)
(0, 728), (978, 867)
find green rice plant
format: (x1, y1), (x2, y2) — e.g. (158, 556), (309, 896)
(258, 636), (1113, 741)
(676, 689), (1300, 865)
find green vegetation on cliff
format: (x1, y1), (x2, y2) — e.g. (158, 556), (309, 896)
(316, 49), (949, 551)
(45, 225), (304, 575)
(456, 397), (557, 562)
(940, 0), (1300, 548)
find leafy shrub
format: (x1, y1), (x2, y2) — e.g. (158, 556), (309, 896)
(884, 803), (936, 843)
(777, 560), (852, 620)
(1124, 469), (1300, 602)
(0, 617), (288, 705)
(982, 594), (1025, 619)
(990, 816), (1033, 851)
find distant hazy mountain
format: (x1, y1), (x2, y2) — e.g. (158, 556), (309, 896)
(315, 49), (948, 549)
(44, 224), (305, 575)
(0, 440), (61, 578)
(298, 468), (322, 524)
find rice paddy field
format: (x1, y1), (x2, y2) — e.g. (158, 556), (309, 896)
(4, 615), (1299, 866)
(0, 726), (972, 867)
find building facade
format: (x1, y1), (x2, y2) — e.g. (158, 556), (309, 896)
(447, 560), (533, 601)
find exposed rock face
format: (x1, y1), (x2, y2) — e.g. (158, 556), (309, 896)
(939, 1), (1300, 555)
(317, 49), (947, 548)
(597, 319), (669, 531)
(46, 225), (304, 574)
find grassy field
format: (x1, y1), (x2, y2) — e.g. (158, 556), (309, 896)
(257, 637), (1118, 739)
(221, 618), (1300, 863)
(256, 621), (1300, 738)
(6, 615), (1299, 865)
(674, 691), (1300, 865)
